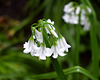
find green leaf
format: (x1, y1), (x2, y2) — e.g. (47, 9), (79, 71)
(29, 66), (97, 80)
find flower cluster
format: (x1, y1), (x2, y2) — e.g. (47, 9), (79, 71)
(23, 19), (71, 60)
(62, 2), (92, 31)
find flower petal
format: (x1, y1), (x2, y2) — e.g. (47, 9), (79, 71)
(23, 42), (29, 48)
(23, 49), (30, 53)
(39, 54), (46, 60)
(35, 29), (43, 43)
(45, 48), (52, 57)
(52, 52), (58, 58)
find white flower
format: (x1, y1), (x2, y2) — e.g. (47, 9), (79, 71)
(62, 14), (71, 23)
(23, 42), (31, 53)
(70, 13), (79, 24)
(30, 44), (39, 56)
(23, 40), (33, 53)
(34, 45), (52, 60)
(35, 29), (43, 43)
(23, 39), (38, 56)
(57, 37), (71, 52)
(47, 19), (55, 30)
(51, 45), (66, 58)
(45, 19), (55, 34)
(64, 2), (75, 13)
(62, 3), (91, 31)
(83, 18), (91, 31)
(81, 13), (86, 25)
(50, 30), (58, 38)
(76, 7), (81, 15)
(62, 12), (79, 24)
(81, 9), (86, 15)
(47, 19), (54, 25)
(44, 19), (58, 38)
(87, 7), (92, 13)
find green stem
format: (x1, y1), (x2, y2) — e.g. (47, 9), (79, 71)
(73, 11), (81, 80)
(80, 0), (99, 79)
(74, 12), (81, 66)
(30, 66), (97, 80)
(74, 26), (80, 66)
(90, 17), (99, 79)
(50, 57), (67, 80)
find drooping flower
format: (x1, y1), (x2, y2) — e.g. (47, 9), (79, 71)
(83, 18), (91, 31)
(45, 19), (56, 35)
(51, 45), (66, 58)
(62, 14), (71, 23)
(57, 36), (71, 52)
(70, 12), (79, 24)
(35, 29), (43, 43)
(62, 2), (92, 31)
(64, 2), (75, 13)
(75, 7), (81, 15)
(50, 29), (58, 38)
(23, 41), (31, 53)
(23, 39), (38, 56)
(34, 45), (52, 60)
(47, 19), (54, 25)
(23, 19), (71, 60)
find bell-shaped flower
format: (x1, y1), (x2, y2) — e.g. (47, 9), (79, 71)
(62, 2), (91, 31)
(23, 39), (38, 56)
(44, 19), (58, 38)
(34, 45), (52, 60)
(87, 7), (92, 13)
(62, 12), (79, 24)
(70, 13), (79, 24)
(62, 14), (71, 23)
(30, 44), (39, 56)
(35, 29), (43, 43)
(75, 7), (81, 15)
(51, 45), (66, 58)
(50, 29), (58, 38)
(47, 19), (54, 25)
(64, 2), (75, 13)
(45, 19), (55, 34)
(23, 42), (31, 53)
(57, 36), (71, 52)
(23, 39), (33, 53)
(83, 18), (91, 31)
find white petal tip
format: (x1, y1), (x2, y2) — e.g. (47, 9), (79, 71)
(50, 30), (58, 38)
(68, 45), (71, 48)
(59, 52), (66, 56)
(23, 50), (29, 54)
(39, 57), (46, 60)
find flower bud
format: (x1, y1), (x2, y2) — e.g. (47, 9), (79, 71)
(50, 29), (58, 38)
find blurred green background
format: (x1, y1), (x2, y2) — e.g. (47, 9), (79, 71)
(0, 0), (100, 80)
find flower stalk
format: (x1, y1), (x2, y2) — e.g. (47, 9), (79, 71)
(74, 12), (81, 66)
(80, 0), (99, 79)
(50, 57), (67, 80)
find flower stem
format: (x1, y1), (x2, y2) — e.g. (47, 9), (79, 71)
(80, 0), (99, 79)
(74, 12), (81, 66)
(74, 26), (80, 66)
(89, 16), (99, 79)
(50, 57), (67, 80)
(73, 11), (81, 80)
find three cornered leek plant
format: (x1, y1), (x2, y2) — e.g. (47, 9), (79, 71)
(62, 2), (92, 31)
(23, 19), (71, 80)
